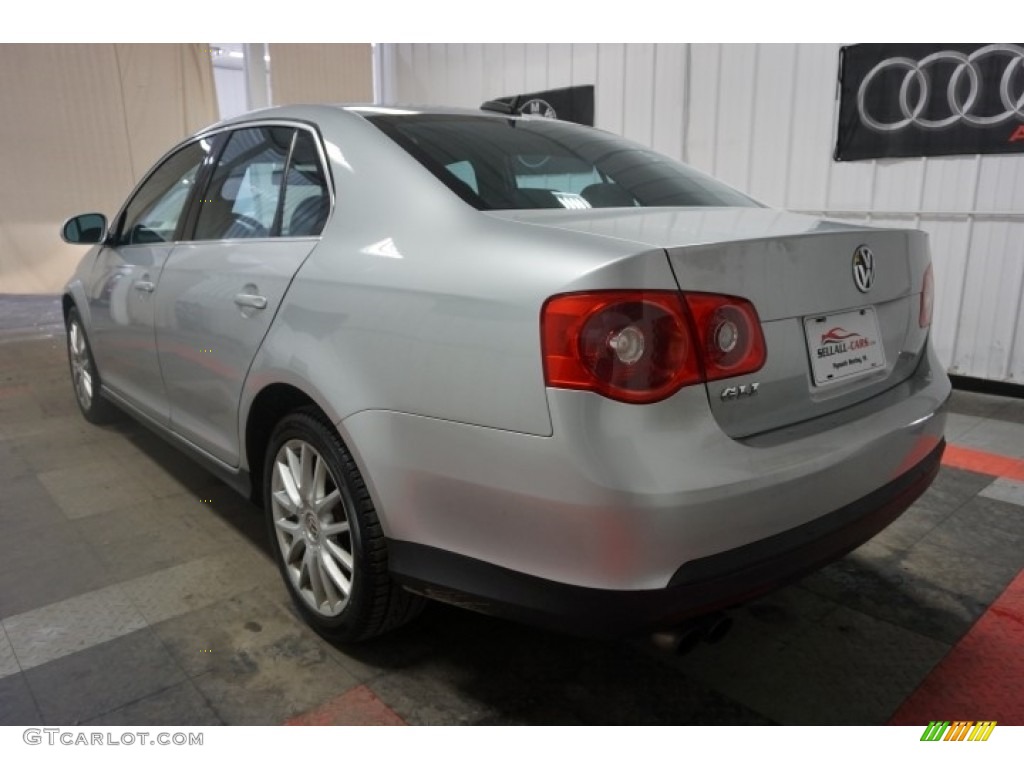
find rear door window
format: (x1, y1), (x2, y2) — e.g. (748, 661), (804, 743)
(194, 127), (293, 240)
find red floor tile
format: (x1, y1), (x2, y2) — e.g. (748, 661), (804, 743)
(285, 684), (406, 726)
(890, 569), (1024, 726)
(942, 444), (1024, 481)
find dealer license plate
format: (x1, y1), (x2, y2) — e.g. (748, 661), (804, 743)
(803, 307), (887, 386)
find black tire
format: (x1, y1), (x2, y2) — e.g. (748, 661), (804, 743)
(66, 306), (118, 424)
(263, 407), (424, 642)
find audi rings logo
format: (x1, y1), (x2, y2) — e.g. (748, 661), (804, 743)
(857, 44), (1024, 132)
(853, 246), (875, 293)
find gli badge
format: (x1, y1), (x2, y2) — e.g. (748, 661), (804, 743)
(720, 383), (760, 401)
(853, 245), (875, 293)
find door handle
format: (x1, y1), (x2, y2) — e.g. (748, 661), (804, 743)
(133, 280), (155, 293)
(234, 293), (268, 310)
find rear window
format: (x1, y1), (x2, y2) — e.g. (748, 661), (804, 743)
(363, 112), (758, 211)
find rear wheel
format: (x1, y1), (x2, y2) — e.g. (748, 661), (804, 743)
(263, 408), (424, 642)
(66, 306), (117, 424)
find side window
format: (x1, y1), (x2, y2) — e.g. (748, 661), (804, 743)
(280, 131), (330, 237)
(194, 127), (294, 240)
(118, 140), (209, 246)
(445, 160), (478, 194)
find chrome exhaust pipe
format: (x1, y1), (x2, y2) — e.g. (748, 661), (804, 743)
(703, 615), (733, 644)
(650, 613), (733, 654)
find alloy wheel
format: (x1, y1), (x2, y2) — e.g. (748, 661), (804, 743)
(68, 320), (94, 410)
(270, 438), (355, 617)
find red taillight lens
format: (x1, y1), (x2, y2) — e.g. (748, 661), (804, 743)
(541, 290), (766, 404)
(542, 291), (701, 404)
(683, 293), (767, 382)
(919, 263), (934, 328)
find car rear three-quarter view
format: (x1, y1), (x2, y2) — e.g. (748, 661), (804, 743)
(60, 104), (950, 644)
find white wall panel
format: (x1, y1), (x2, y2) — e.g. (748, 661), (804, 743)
(684, 44), (721, 173)
(954, 222), (1024, 380)
(380, 42), (1024, 384)
(921, 157), (978, 211)
(975, 154), (1024, 213)
(569, 43), (598, 89)
(622, 44), (655, 146)
(784, 44), (837, 210)
(710, 44), (758, 191)
(746, 45), (796, 204)
(595, 44), (626, 135)
(650, 45), (685, 160)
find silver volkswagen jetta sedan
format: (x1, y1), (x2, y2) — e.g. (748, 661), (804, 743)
(60, 104), (949, 642)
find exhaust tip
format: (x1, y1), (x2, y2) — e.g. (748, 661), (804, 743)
(703, 615), (733, 645)
(650, 613), (733, 654)
(651, 628), (703, 655)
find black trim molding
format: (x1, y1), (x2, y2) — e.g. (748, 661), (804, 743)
(950, 374), (1024, 401)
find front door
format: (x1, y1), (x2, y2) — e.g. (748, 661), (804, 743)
(86, 139), (211, 422)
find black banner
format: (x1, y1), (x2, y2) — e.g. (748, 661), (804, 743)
(835, 44), (1024, 161)
(481, 85), (595, 126)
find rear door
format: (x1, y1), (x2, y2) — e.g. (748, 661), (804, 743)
(153, 124), (332, 466)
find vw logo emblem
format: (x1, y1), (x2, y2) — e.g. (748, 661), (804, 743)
(519, 98), (557, 119)
(852, 245), (875, 293)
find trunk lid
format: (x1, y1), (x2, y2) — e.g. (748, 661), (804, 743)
(490, 207), (932, 437)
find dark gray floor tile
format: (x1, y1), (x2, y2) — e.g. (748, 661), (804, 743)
(365, 604), (771, 725)
(800, 530), (1018, 644)
(25, 629), (187, 725)
(83, 680), (222, 726)
(151, 588), (309, 678)
(911, 466), (995, 515)
(953, 418), (1024, 460)
(72, 496), (225, 583)
(0, 440), (31, 484)
(946, 389), (1013, 419)
(870, 500), (954, 552)
(920, 495), (1024, 563)
(671, 606), (948, 724)
(120, 551), (278, 626)
(0, 673), (42, 725)
(993, 398), (1024, 425)
(898, 541), (1021, 606)
(0, 474), (66, 533)
(190, 631), (360, 724)
(0, 522), (115, 619)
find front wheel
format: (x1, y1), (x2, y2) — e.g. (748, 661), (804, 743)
(66, 306), (117, 424)
(263, 408), (424, 642)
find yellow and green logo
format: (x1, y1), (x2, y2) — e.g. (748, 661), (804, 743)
(920, 721), (997, 742)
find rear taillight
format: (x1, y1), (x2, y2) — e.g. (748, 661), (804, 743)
(919, 263), (934, 328)
(683, 293), (767, 382)
(541, 290), (766, 405)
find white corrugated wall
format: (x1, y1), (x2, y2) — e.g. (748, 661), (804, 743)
(378, 43), (1024, 385)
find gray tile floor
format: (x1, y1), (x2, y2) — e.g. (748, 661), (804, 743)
(1, 319), (1023, 725)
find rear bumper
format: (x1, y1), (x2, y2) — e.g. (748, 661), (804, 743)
(344, 342), (950, 593)
(389, 439), (944, 636)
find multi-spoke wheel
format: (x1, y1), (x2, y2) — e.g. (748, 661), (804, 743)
(271, 439), (355, 617)
(263, 408), (425, 642)
(66, 306), (116, 423)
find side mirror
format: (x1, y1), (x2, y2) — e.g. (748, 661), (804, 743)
(61, 213), (108, 245)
